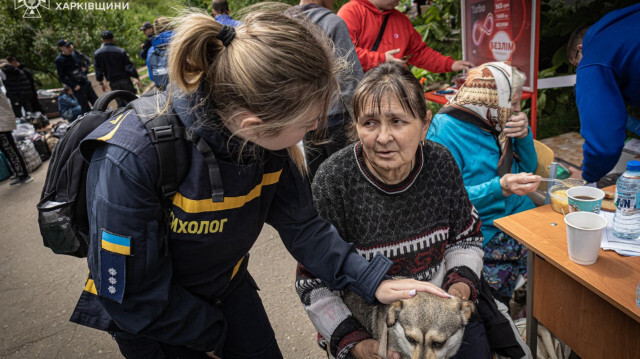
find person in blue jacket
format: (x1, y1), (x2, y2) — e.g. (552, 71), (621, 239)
(57, 85), (83, 122)
(211, 0), (242, 27)
(146, 17), (173, 90)
(69, 8), (448, 359)
(427, 62), (541, 305)
(567, 4), (640, 184)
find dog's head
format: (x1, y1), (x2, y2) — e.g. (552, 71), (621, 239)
(383, 292), (474, 359)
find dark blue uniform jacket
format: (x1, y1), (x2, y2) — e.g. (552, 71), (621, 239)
(54, 53), (87, 88)
(69, 92), (392, 353)
(94, 43), (139, 83)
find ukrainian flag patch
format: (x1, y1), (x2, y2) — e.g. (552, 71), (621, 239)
(101, 230), (131, 255)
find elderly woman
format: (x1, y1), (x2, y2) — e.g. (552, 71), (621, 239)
(296, 63), (491, 359)
(426, 62), (541, 306)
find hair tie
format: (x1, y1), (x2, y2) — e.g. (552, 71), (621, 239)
(216, 25), (235, 47)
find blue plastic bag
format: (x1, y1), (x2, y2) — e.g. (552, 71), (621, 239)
(0, 151), (11, 182)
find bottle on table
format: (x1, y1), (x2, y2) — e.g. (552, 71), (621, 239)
(612, 160), (640, 239)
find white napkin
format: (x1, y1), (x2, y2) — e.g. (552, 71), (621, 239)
(600, 211), (640, 256)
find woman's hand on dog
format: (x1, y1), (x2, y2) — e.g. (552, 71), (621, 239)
(351, 339), (400, 359)
(375, 279), (451, 304)
(447, 282), (471, 300)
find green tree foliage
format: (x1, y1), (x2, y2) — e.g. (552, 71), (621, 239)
(0, 0), (208, 88)
(1, 0), (345, 89)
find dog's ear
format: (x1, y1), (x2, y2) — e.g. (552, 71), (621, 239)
(386, 300), (402, 327)
(459, 300), (475, 321)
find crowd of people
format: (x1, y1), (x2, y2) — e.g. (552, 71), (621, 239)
(1, 1), (637, 358)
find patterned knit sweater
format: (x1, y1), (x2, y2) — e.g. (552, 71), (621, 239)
(295, 140), (484, 359)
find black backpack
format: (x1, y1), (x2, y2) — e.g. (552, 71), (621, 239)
(36, 90), (189, 258)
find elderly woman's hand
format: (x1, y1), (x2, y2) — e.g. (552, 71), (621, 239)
(375, 279), (451, 304)
(499, 172), (541, 197)
(503, 112), (529, 139)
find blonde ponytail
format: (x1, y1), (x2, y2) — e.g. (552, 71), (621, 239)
(168, 12), (225, 94)
(168, 4), (339, 174)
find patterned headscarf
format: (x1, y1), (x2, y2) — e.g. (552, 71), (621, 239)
(440, 62), (516, 176)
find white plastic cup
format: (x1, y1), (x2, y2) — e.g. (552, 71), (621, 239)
(564, 212), (607, 265)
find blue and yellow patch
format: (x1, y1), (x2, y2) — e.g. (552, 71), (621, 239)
(101, 230), (131, 255)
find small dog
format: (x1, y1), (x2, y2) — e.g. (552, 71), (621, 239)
(343, 290), (474, 359)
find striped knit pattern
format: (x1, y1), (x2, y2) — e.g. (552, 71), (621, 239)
(295, 140), (484, 359)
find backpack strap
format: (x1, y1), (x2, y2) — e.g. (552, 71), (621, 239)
(129, 92), (189, 256)
(130, 92), (187, 200)
(371, 13), (390, 52)
(130, 91), (225, 203)
(93, 90), (138, 112)
(195, 137), (224, 203)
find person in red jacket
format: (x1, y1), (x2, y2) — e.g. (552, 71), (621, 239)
(338, 0), (473, 72)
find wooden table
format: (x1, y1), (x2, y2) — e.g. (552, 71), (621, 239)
(494, 203), (640, 359)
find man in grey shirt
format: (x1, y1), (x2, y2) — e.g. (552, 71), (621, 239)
(294, 0), (364, 180)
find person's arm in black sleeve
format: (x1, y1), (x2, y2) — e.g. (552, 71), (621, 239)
(55, 57), (74, 88)
(122, 50), (139, 79)
(82, 51), (92, 68)
(75, 51), (92, 73)
(93, 52), (104, 83)
(140, 37), (152, 60)
(86, 142), (226, 353)
(267, 160), (392, 303)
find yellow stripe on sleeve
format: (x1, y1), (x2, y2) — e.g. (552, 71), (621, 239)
(84, 278), (98, 295)
(97, 110), (131, 142)
(101, 240), (131, 255)
(231, 256), (245, 279)
(173, 170), (282, 213)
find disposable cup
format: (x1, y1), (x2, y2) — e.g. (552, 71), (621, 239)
(564, 212), (607, 265)
(567, 186), (605, 214)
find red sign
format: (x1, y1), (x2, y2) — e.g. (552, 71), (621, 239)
(462, 0), (535, 90)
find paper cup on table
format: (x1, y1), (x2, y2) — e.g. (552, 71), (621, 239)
(564, 212), (607, 265)
(567, 186), (605, 214)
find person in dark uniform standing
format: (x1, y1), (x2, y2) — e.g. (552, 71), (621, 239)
(68, 44), (92, 76)
(94, 30), (142, 106)
(55, 39), (98, 113)
(138, 21), (155, 60)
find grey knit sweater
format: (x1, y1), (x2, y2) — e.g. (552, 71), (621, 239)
(295, 140), (484, 358)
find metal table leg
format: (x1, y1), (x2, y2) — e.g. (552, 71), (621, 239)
(526, 253), (538, 358)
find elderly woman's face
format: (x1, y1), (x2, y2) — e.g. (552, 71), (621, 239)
(356, 96), (429, 183)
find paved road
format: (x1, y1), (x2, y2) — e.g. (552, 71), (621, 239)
(0, 162), (323, 358)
